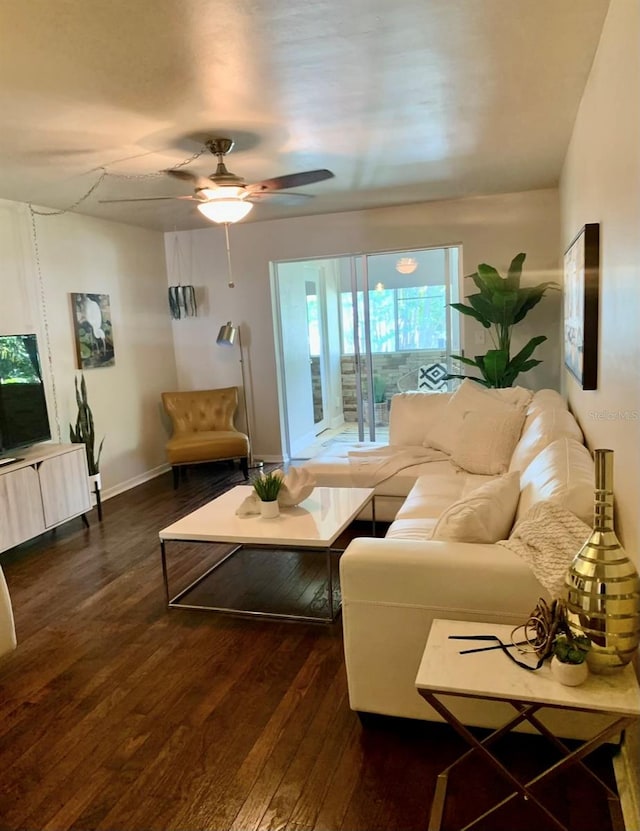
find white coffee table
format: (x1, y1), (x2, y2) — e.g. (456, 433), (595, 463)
(159, 485), (375, 623)
(415, 619), (640, 831)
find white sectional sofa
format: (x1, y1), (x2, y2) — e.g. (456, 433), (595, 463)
(302, 382), (601, 738)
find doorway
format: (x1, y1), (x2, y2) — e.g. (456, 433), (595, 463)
(273, 246), (461, 461)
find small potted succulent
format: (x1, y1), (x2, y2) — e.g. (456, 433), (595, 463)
(252, 471), (284, 518)
(550, 633), (591, 686)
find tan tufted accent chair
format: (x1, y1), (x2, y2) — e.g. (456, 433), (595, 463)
(161, 387), (250, 488)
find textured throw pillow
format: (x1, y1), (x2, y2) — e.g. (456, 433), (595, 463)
(451, 406), (527, 475)
(430, 471), (521, 544)
(424, 379), (531, 455)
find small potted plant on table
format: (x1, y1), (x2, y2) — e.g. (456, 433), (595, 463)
(550, 632), (591, 686)
(252, 471), (284, 518)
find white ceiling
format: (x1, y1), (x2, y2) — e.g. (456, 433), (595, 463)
(0, 0), (610, 232)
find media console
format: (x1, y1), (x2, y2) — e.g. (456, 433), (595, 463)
(0, 443), (92, 554)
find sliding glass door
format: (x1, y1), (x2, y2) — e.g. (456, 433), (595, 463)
(273, 246), (460, 459)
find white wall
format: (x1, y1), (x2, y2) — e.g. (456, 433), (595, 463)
(0, 199), (178, 497)
(166, 188), (561, 459)
(560, 0), (639, 560)
(560, 5), (640, 823)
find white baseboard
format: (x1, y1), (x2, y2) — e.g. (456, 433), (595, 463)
(96, 463), (170, 503)
(94, 458), (286, 505)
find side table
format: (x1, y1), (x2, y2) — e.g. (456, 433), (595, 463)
(415, 619), (640, 831)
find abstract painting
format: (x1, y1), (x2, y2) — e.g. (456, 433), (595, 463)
(563, 224), (599, 390)
(71, 293), (115, 369)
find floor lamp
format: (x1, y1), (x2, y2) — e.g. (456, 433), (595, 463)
(216, 321), (263, 469)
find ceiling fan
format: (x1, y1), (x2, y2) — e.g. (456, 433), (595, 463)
(99, 137), (334, 223)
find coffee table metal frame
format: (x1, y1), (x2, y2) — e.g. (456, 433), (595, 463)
(416, 619), (640, 831)
(159, 485), (375, 624)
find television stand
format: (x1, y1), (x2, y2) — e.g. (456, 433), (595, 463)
(0, 444), (92, 553)
(0, 457), (22, 467)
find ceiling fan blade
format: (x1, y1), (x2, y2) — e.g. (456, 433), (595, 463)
(246, 169), (334, 193)
(165, 169), (216, 190)
(247, 191), (314, 206)
(98, 195), (197, 203)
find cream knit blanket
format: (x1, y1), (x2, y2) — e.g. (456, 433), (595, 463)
(347, 445), (447, 487)
(497, 501), (591, 597)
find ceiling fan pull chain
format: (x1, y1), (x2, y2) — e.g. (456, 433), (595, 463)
(224, 222), (235, 288)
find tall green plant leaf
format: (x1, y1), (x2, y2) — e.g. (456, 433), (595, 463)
(467, 293), (499, 325)
(509, 335), (547, 367)
(505, 253), (526, 291)
(448, 253), (558, 387)
(513, 282), (559, 323)
(450, 303), (491, 327)
(69, 373), (104, 476)
(481, 349), (509, 386)
(476, 264), (503, 294)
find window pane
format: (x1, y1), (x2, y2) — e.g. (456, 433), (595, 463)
(341, 284), (447, 354)
(306, 295), (320, 356)
(341, 293), (355, 354)
(368, 290), (395, 352)
(397, 285), (447, 350)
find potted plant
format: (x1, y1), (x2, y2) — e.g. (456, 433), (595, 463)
(373, 374), (388, 426)
(447, 253), (559, 388)
(550, 633), (591, 686)
(69, 373), (105, 488)
(252, 471), (284, 518)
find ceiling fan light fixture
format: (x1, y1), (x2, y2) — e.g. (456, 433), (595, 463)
(197, 196), (253, 224)
(396, 257), (418, 275)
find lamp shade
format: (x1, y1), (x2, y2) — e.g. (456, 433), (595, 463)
(197, 198), (253, 224)
(216, 321), (237, 346)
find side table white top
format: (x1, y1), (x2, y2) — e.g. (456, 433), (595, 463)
(416, 619), (640, 717)
(159, 485), (374, 547)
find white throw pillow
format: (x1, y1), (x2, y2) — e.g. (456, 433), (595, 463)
(451, 406), (527, 475)
(430, 471), (521, 544)
(424, 379), (531, 455)
(388, 391), (451, 446)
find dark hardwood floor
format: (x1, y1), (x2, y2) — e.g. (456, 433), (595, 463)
(0, 462), (619, 831)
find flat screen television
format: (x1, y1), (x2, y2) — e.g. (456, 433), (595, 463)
(0, 333), (51, 456)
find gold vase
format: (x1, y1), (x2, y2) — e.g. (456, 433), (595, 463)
(565, 449), (640, 673)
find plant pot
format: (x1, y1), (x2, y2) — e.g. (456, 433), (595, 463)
(260, 500), (280, 519)
(550, 656), (589, 687)
(374, 401), (388, 426)
(88, 472), (101, 492)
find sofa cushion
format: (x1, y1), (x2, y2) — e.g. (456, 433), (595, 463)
(386, 518), (438, 540)
(397, 470), (467, 520)
(430, 471), (521, 544)
(424, 380), (532, 455)
(388, 391), (451, 446)
(509, 409), (583, 474)
(526, 388), (568, 418)
(451, 406), (527, 475)
(516, 437), (594, 524)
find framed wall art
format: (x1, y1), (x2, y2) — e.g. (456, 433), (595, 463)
(71, 293), (115, 369)
(563, 223), (599, 390)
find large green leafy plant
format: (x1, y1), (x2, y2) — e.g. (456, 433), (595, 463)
(69, 374), (104, 476)
(447, 253), (558, 388)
